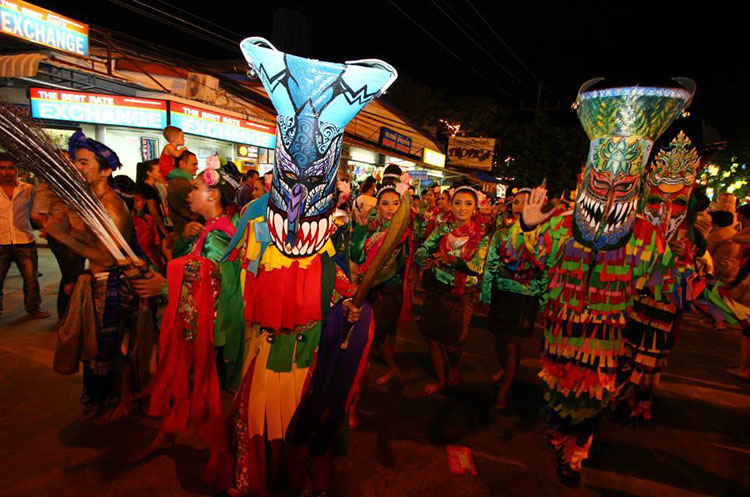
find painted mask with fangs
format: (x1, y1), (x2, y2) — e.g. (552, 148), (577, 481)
(642, 131), (700, 242)
(240, 37), (397, 257)
(572, 79), (694, 250)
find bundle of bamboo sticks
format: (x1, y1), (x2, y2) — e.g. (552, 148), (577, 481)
(0, 101), (138, 263)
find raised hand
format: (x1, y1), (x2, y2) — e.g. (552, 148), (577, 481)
(521, 187), (553, 228)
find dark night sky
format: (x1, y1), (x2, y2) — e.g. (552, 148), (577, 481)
(38, 0), (750, 147)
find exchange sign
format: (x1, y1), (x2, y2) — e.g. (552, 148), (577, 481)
(0, 0), (89, 56)
(30, 88), (168, 129)
(169, 102), (276, 149)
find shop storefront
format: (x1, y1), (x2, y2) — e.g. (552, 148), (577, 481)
(28, 87), (168, 179)
(341, 126), (448, 193)
(168, 101), (275, 174)
(21, 87), (279, 180)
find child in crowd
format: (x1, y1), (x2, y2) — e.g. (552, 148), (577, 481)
(159, 126), (186, 180)
(131, 191), (162, 270)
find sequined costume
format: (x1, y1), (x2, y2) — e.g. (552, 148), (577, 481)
(350, 218), (412, 347)
(480, 218), (548, 338)
(223, 37), (397, 496)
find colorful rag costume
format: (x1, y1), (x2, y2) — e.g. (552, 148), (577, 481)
(615, 132), (700, 421)
(415, 218), (489, 346)
(144, 215), (239, 487)
(517, 81), (692, 472)
(223, 37), (397, 496)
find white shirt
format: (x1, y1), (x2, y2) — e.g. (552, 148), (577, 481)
(0, 181), (35, 245)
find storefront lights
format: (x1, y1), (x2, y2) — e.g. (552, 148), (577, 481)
(422, 148), (446, 168)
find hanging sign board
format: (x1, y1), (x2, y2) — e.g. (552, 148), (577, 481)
(30, 88), (167, 129)
(379, 126), (412, 154)
(0, 0), (89, 56)
(447, 136), (496, 170)
(169, 102), (276, 149)
(422, 147), (446, 168)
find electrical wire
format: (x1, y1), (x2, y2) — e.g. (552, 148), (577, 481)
(107, 0), (239, 52)
(464, 0), (558, 99)
(429, 0), (535, 93)
(156, 0), (246, 39)
(129, 0), (240, 45)
(90, 27), (444, 135)
(386, 0), (521, 101)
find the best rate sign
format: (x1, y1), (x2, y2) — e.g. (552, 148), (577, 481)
(0, 0), (89, 56)
(30, 88), (168, 129)
(169, 103), (276, 149)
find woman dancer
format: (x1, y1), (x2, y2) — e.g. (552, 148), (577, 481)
(481, 189), (548, 410)
(353, 186), (412, 379)
(348, 184), (411, 428)
(415, 186), (489, 395)
(131, 167), (243, 488)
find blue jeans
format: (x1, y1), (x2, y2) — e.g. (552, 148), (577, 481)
(0, 242), (42, 313)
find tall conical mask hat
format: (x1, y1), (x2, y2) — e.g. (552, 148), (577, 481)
(641, 131), (700, 241)
(241, 37), (397, 257)
(573, 78), (694, 250)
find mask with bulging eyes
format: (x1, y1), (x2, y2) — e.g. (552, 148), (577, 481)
(240, 37), (398, 258)
(572, 80), (694, 250)
(641, 131), (700, 242)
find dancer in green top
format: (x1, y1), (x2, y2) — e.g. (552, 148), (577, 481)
(415, 186), (489, 395)
(481, 189), (548, 411)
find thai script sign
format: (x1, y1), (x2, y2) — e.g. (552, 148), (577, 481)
(447, 136), (496, 170)
(379, 126), (412, 154)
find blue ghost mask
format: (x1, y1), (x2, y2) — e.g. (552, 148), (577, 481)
(241, 37), (397, 257)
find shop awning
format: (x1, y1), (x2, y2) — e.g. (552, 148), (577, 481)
(477, 171), (500, 183)
(0, 53), (48, 78)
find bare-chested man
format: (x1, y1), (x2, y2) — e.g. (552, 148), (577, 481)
(42, 132), (135, 421)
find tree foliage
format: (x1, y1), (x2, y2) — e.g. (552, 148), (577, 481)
(385, 78), (588, 194)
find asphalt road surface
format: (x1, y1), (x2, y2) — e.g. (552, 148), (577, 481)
(0, 247), (748, 496)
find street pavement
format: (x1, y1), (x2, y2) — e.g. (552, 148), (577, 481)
(0, 247), (748, 497)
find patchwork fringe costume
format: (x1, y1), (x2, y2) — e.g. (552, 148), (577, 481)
(614, 132), (700, 421)
(517, 81), (693, 474)
(615, 132), (750, 421)
(223, 37), (397, 496)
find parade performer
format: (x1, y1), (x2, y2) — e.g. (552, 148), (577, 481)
(518, 80), (693, 485)
(614, 131), (701, 422)
(481, 189), (548, 411)
(415, 185), (489, 395)
(44, 131), (138, 421)
(348, 182), (413, 427)
(130, 163), (242, 487)
(414, 187), (438, 243)
(223, 37), (398, 495)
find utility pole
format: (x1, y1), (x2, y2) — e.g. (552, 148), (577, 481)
(535, 83), (542, 114)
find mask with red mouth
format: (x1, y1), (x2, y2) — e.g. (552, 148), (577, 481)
(240, 37), (397, 257)
(642, 131), (700, 242)
(573, 79), (694, 250)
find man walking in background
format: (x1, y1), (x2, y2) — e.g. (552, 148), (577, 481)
(0, 154), (50, 319)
